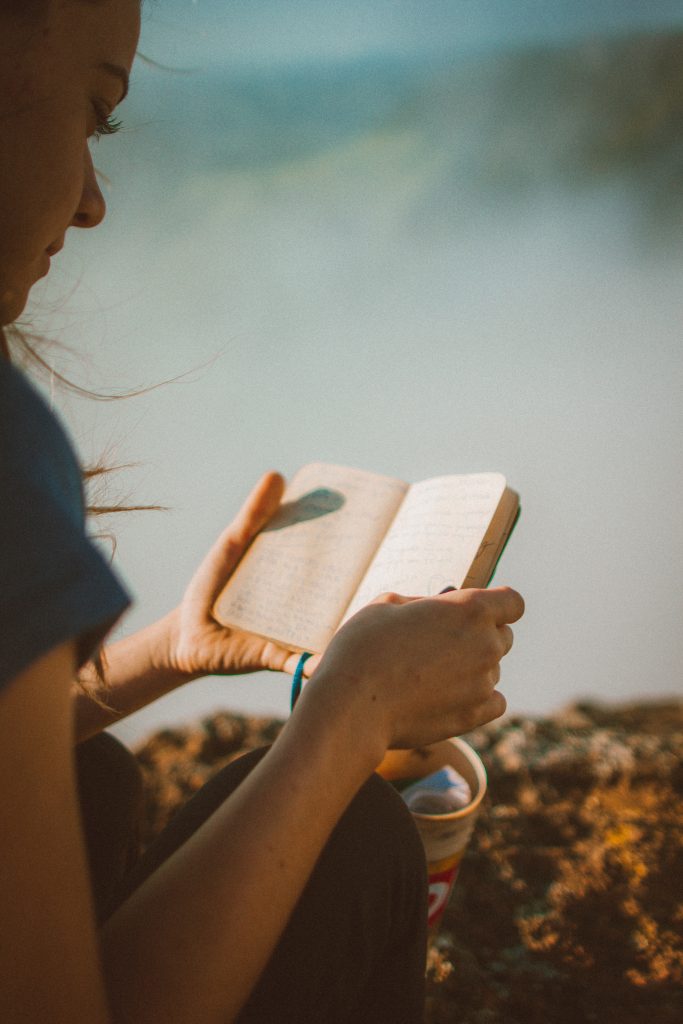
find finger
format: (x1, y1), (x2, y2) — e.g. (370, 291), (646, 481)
(450, 688), (506, 735)
(283, 651), (322, 676)
(483, 688), (506, 722)
(191, 472), (285, 606)
(498, 624), (514, 657)
(483, 586), (525, 625)
(226, 470), (286, 548)
(303, 653), (322, 676)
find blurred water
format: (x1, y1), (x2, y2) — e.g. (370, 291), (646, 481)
(28, 14), (683, 746)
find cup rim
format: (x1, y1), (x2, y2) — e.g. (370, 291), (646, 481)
(409, 736), (488, 822)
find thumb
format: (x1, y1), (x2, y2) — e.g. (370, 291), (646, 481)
(227, 470), (286, 549)
(190, 471), (285, 608)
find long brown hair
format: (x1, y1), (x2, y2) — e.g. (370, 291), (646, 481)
(2, 323), (166, 516)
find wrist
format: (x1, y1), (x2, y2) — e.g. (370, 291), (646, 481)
(145, 608), (200, 686)
(295, 663), (388, 776)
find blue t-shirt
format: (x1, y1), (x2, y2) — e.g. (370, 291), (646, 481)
(0, 358), (131, 690)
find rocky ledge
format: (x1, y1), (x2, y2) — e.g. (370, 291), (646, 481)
(135, 701), (683, 1024)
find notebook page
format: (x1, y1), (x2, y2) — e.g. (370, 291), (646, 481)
(341, 473), (507, 624)
(213, 463), (407, 653)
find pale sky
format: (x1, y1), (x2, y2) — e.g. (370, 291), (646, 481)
(32, 3), (683, 747)
(143, 0), (683, 67)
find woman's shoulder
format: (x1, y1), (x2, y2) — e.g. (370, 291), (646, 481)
(0, 357), (131, 691)
(0, 357), (84, 523)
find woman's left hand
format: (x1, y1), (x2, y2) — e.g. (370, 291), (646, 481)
(166, 471), (303, 680)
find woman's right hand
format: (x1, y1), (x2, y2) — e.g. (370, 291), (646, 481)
(300, 586), (524, 759)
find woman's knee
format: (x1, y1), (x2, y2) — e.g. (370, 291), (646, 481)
(235, 769), (428, 1024)
(335, 770), (427, 873)
(114, 745), (427, 936)
(318, 769), (428, 929)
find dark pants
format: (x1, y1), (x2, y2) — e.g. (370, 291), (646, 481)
(76, 732), (428, 1024)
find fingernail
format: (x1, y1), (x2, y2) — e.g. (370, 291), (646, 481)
(439, 585), (457, 593)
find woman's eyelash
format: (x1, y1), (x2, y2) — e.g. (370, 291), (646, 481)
(93, 112), (123, 140)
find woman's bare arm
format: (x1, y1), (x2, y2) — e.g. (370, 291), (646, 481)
(0, 642), (111, 1024)
(100, 665), (381, 1023)
(2, 637), (380, 1024)
(72, 610), (192, 743)
(2, 587), (523, 1024)
(71, 607), (301, 744)
(101, 588), (522, 1024)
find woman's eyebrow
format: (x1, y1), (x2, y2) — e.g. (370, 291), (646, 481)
(97, 62), (130, 103)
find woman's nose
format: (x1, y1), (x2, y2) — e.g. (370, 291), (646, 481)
(71, 148), (106, 229)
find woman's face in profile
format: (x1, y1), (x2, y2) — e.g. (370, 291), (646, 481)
(0, 0), (140, 326)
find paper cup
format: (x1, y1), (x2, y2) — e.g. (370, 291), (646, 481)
(377, 738), (487, 932)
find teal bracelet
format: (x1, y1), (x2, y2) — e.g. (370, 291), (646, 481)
(290, 652), (312, 711)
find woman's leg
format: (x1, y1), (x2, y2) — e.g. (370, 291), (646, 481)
(112, 746), (428, 1024)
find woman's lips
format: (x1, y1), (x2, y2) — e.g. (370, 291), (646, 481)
(38, 243), (63, 279)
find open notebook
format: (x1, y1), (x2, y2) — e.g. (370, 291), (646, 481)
(213, 462), (519, 654)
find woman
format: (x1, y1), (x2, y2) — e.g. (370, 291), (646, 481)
(0, 2), (524, 1022)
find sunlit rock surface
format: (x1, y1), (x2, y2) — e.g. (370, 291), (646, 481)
(135, 701), (683, 1024)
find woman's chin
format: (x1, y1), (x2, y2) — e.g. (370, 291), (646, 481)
(0, 284), (31, 327)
